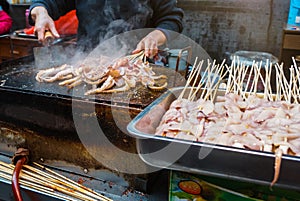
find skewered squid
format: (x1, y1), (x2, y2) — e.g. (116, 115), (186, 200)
(35, 52), (168, 94)
(155, 58), (300, 187)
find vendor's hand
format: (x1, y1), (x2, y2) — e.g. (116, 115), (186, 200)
(132, 29), (167, 58)
(30, 6), (60, 45)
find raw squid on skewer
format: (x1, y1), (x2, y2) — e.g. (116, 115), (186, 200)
(155, 58), (300, 187)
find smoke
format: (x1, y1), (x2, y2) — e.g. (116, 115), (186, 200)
(76, 0), (152, 54)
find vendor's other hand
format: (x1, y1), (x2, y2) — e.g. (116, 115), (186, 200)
(132, 29), (167, 58)
(31, 6), (60, 45)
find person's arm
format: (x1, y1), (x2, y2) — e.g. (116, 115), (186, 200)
(0, 10), (12, 35)
(29, 0), (75, 44)
(150, 0), (184, 35)
(29, 0), (75, 24)
(133, 0), (183, 58)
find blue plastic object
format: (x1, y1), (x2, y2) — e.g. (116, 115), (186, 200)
(288, 0), (300, 26)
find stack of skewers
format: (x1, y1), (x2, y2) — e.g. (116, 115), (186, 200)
(0, 161), (113, 201)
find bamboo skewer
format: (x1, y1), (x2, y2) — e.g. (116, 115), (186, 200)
(204, 61), (225, 101)
(19, 167), (97, 201)
(32, 163), (111, 201)
(0, 161), (112, 201)
(188, 60), (203, 101)
(1, 164), (96, 201)
(267, 61), (274, 100)
(243, 62), (255, 97)
(0, 172), (81, 201)
(210, 60), (227, 101)
(263, 60), (270, 100)
(178, 57), (200, 100)
(225, 65), (235, 92)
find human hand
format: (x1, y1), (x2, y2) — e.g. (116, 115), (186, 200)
(132, 29), (167, 58)
(30, 6), (60, 45)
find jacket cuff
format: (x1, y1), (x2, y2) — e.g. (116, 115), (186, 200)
(28, 3), (47, 26)
(156, 27), (180, 42)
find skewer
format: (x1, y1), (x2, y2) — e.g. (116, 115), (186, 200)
(224, 64), (246, 99)
(247, 63), (258, 95)
(178, 57), (200, 100)
(0, 172), (82, 201)
(263, 60), (269, 100)
(239, 63), (249, 98)
(224, 64), (235, 94)
(32, 163), (112, 201)
(257, 66), (266, 99)
(289, 68), (298, 104)
(281, 65), (290, 102)
(275, 64), (280, 101)
(287, 67), (293, 103)
(189, 63), (205, 101)
(187, 59), (208, 100)
(267, 61), (274, 101)
(21, 166), (98, 201)
(199, 60), (219, 101)
(1, 164), (79, 201)
(126, 50), (145, 63)
(199, 60), (214, 100)
(1, 171), (83, 201)
(275, 64), (289, 101)
(199, 66), (212, 100)
(243, 61), (255, 98)
(0, 161), (112, 201)
(253, 61), (262, 95)
(18, 169), (97, 201)
(294, 66), (300, 102)
(210, 60), (227, 101)
(236, 62), (245, 94)
(188, 60), (203, 101)
(225, 62), (234, 94)
(233, 60), (238, 94)
(203, 61), (226, 101)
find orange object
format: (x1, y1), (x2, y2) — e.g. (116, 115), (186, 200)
(23, 10), (78, 35)
(23, 26), (34, 34)
(54, 10), (78, 35)
(178, 180), (202, 195)
(12, 157), (27, 201)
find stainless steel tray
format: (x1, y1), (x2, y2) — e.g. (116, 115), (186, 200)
(127, 87), (300, 190)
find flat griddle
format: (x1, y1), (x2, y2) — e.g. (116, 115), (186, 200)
(0, 55), (185, 108)
(0, 55), (186, 191)
(0, 54), (187, 139)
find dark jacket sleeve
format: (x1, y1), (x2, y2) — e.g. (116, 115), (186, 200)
(29, 0), (75, 25)
(150, 0), (184, 41)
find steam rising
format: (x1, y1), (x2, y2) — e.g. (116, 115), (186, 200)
(36, 0), (211, 73)
(77, 0), (152, 53)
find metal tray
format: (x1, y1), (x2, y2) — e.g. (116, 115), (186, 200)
(127, 87), (300, 190)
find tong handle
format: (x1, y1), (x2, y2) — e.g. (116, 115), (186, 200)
(44, 30), (54, 46)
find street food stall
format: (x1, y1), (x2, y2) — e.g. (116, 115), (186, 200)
(1, 1), (300, 201)
(1, 42), (300, 200)
(0, 36), (190, 200)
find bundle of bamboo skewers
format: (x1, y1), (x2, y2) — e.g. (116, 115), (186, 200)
(0, 160), (113, 201)
(178, 58), (227, 102)
(225, 56), (300, 103)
